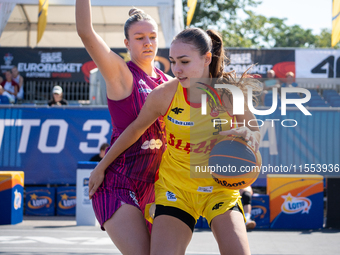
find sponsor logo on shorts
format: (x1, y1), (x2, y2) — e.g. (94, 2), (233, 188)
(197, 186), (213, 193)
(171, 107), (184, 115)
(212, 202), (224, 210)
(166, 191), (177, 201)
(141, 139), (163, 150)
(167, 116), (194, 126)
(129, 191), (139, 206)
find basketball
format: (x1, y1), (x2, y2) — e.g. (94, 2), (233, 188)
(208, 136), (262, 189)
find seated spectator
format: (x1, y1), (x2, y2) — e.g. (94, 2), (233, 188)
(89, 143), (109, 162)
(0, 85), (13, 103)
(261, 69), (280, 105)
(12, 66), (24, 101)
(0, 70), (18, 103)
(281, 71), (298, 88)
(48, 85), (68, 106)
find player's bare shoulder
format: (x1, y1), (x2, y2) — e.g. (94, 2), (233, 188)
(146, 78), (179, 115)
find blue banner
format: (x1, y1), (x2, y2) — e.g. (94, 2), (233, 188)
(254, 108), (340, 186)
(0, 106), (112, 184)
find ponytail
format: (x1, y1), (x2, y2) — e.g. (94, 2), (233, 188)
(206, 30), (262, 111)
(206, 30), (224, 78)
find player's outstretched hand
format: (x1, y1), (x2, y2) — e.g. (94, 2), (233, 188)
(219, 126), (259, 152)
(88, 166), (105, 200)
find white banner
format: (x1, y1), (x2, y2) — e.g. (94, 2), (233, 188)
(0, 2), (15, 38)
(296, 49), (340, 78)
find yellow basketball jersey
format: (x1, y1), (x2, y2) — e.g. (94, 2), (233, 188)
(159, 82), (239, 194)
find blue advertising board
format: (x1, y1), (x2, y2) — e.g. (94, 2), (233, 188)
(56, 186), (76, 216)
(25, 187), (55, 216)
(0, 171), (24, 225)
(252, 108), (340, 186)
(0, 106), (112, 184)
(251, 194), (270, 229)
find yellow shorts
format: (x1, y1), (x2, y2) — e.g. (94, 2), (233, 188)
(147, 174), (244, 226)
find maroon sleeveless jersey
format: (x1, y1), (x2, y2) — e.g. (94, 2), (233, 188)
(106, 61), (168, 182)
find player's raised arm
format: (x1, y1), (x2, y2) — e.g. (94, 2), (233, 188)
(75, 0), (132, 99)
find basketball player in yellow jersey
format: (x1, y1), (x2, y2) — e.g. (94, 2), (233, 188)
(159, 79), (238, 192)
(98, 28), (262, 255)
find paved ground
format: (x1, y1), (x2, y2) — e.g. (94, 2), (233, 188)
(0, 216), (340, 255)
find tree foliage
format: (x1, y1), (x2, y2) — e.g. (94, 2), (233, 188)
(183, 0), (339, 48)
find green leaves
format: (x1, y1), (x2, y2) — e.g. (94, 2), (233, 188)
(182, 0), (335, 48)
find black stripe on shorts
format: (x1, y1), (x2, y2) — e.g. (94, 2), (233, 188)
(155, 205), (196, 232)
(209, 202), (243, 227)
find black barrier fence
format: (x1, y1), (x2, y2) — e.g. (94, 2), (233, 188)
(25, 80), (89, 103)
(18, 77), (340, 106)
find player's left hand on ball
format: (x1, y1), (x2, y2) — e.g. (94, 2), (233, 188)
(219, 127), (259, 152)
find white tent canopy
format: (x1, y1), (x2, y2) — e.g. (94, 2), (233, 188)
(0, 0), (184, 48)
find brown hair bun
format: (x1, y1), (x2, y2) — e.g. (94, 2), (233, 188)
(129, 8), (144, 16)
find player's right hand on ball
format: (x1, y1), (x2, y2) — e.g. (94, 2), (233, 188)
(88, 167), (105, 199)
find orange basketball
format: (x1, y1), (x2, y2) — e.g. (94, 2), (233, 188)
(208, 136), (262, 189)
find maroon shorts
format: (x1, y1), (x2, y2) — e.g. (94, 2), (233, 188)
(92, 169), (155, 231)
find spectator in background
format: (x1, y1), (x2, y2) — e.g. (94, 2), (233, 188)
(240, 186), (256, 230)
(12, 66), (24, 101)
(261, 69), (280, 105)
(90, 143), (110, 162)
(0, 85), (14, 103)
(0, 72), (6, 102)
(281, 71), (298, 88)
(48, 85), (68, 106)
(0, 70), (18, 103)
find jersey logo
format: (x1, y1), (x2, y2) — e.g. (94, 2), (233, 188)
(212, 202), (224, 210)
(197, 186), (213, 193)
(138, 79), (146, 85)
(167, 116), (194, 126)
(210, 108), (219, 117)
(138, 88), (152, 94)
(166, 191), (177, 201)
(171, 107), (184, 114)
(141, 139), (163, 150)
